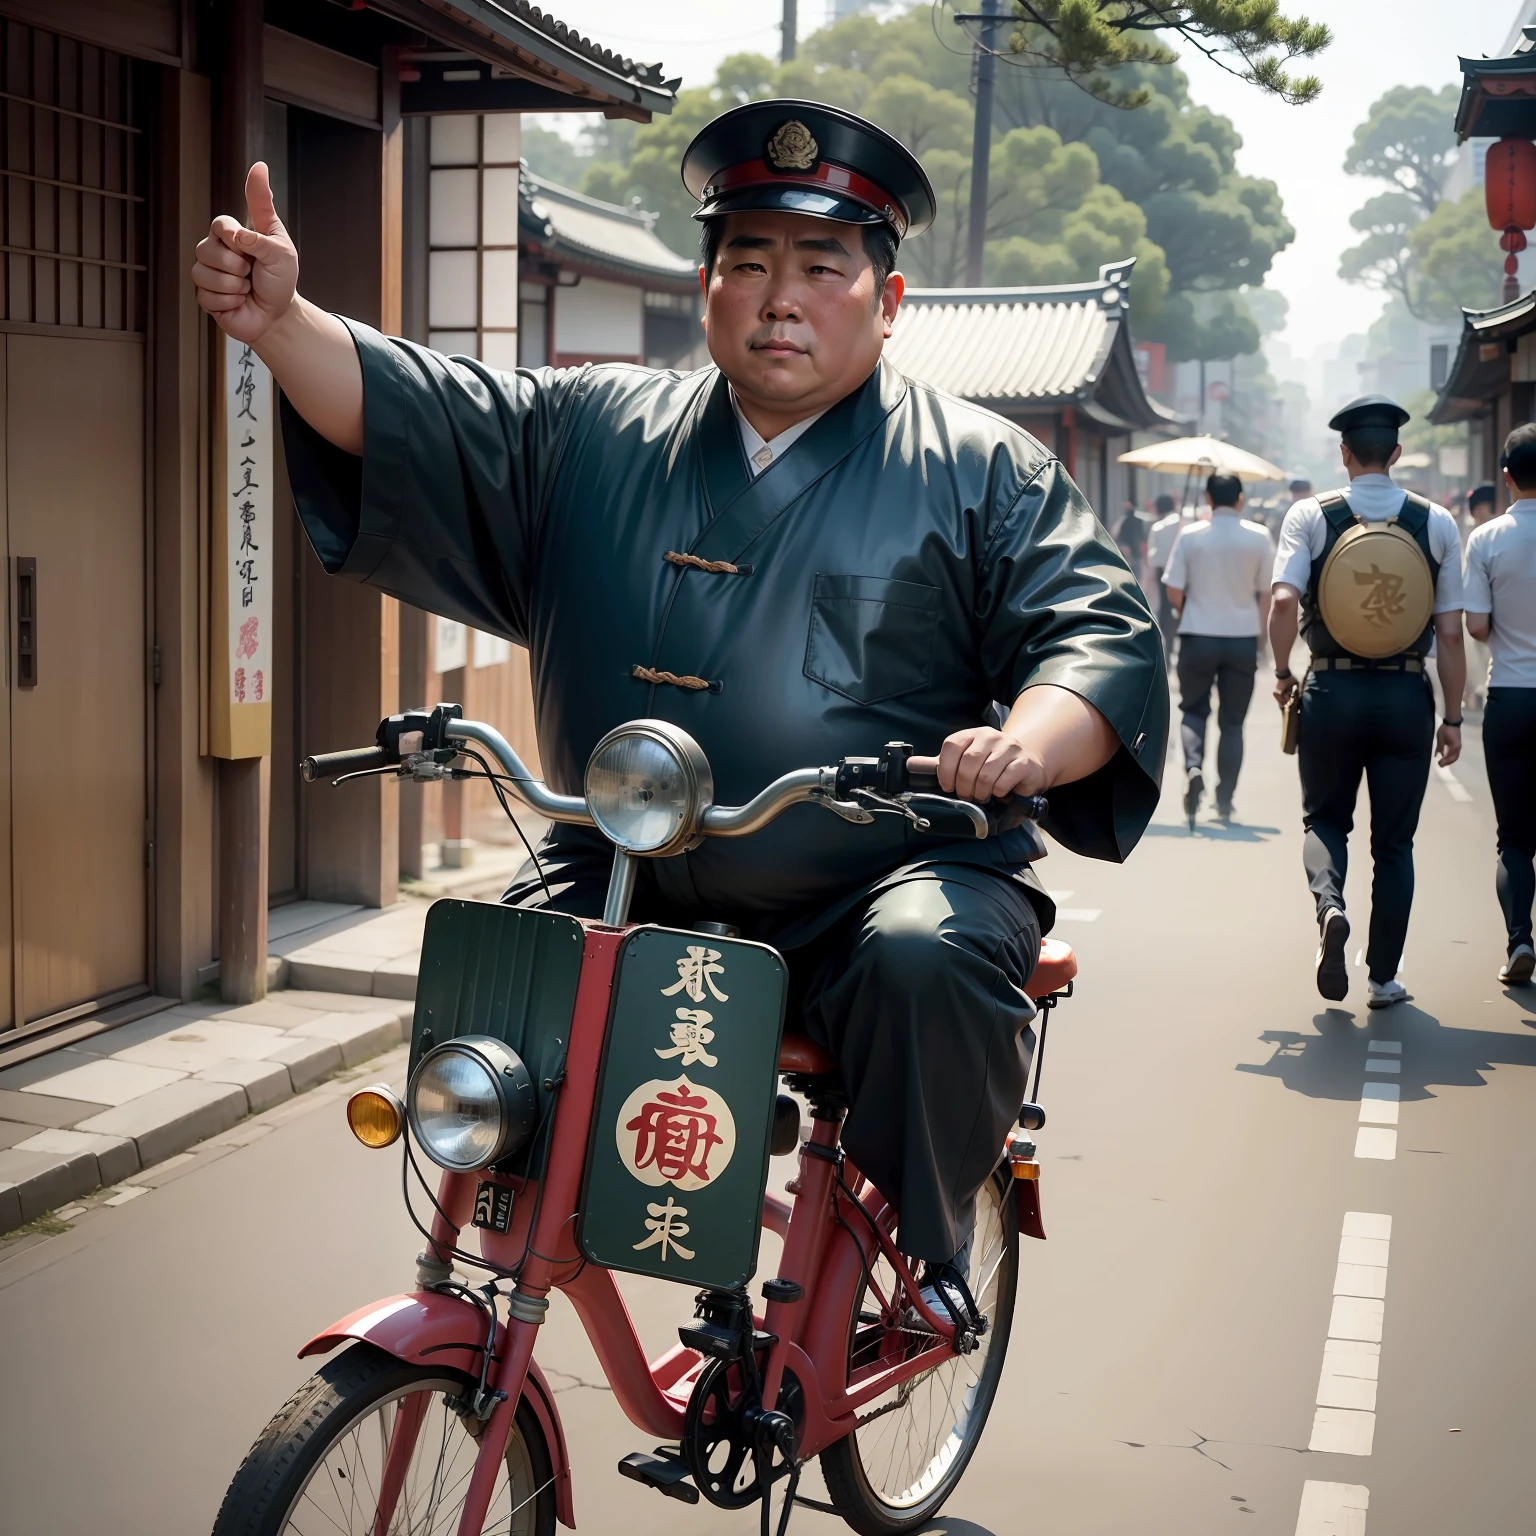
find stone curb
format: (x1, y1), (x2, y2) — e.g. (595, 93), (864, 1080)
(0, 1002), (413, 1236)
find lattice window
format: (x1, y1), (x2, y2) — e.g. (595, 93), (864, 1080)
(0, 22), (146, 333)
(427, 113), (519, 370)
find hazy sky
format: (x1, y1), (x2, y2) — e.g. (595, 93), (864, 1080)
(542, 0), (1527, 358)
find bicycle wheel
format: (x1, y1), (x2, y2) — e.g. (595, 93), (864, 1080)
(212, 1341), (557, 1536)
(819, 1169), (1018, 1535)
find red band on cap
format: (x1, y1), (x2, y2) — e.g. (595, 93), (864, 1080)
(704, 158), (907, 238)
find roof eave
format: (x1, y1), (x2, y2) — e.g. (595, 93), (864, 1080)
(370, 0), (678, 116)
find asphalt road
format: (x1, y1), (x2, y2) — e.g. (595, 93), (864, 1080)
(2, 698), (1534, 1535)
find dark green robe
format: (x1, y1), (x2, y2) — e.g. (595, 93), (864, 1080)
(284, 321), (1168, 947)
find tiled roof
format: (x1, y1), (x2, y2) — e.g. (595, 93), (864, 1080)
(506, 1), (674, 89)
(884, 260), (1180, 432)
(887, 290), (1115, 404)
(522, 171), (698, 286)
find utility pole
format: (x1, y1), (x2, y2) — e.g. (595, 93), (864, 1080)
(964, 0), (1001, 286)
(782, 0), (797, 64)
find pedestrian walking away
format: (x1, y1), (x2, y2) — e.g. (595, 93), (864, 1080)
(1464, 480), (1498, 711)
(1464, 425), (1536, 986)
(1147, 491), (1186, 645)
(1164, 472), (1275, 826)
(1269, 395), (1465, 1009)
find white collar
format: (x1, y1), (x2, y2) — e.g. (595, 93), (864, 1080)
(1349, 473), (1396, 491)
(1509, 498), (1536, 515)
(730, 389), (828, 476)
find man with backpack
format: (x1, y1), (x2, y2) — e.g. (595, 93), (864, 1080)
(1269, 397), (1465, 1008)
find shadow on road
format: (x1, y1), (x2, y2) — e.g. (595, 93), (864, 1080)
(1236, 1003), (1536, 1102)
(1142, 820), (1281, 843)
(914, 1522), (998, 1536)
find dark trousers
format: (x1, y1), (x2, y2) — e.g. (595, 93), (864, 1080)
(1483, 687), (1536, 952)
(1298, 670), (1434, 983)
(503, 850), (1040, 1263)
(1176, 634), (1257, 807)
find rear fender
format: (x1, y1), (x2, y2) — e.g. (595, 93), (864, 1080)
(1014, 1177), (1046, 1241)
(300, 1293), (575, 1527)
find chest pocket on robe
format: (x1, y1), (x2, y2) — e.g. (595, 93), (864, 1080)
(803, 574), (941, 705)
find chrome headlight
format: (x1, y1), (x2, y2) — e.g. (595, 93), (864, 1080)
(407, 1036), (536, 1172)
(584, 720), (713, 856)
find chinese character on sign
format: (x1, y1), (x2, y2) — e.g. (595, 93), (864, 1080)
(235, 345), (259, 420)
(234, 666), (246, 703)
(236, 616), (260, 661)
(626, 1082), (725, 1185)
(655, 1007), (718, 1068)
(253, 669), (264, 701)
(633, 1196), (695, 1262)
(661, 946), (729, 1003)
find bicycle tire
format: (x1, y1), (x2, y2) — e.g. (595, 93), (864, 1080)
(818, 1169), (1019, 1535)
(211, 1341), (556, 1536)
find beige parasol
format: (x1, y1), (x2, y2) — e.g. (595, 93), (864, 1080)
(1117, 435), (1287, 482)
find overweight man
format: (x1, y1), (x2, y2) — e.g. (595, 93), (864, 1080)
(192, 100), (1167, 1277)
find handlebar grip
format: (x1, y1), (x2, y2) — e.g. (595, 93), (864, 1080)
(301, 746), (391, 783)
(905, 768), (1047, 822)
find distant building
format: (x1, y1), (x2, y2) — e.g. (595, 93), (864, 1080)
(883, 259), (1187, 515)
(517, 171), (701, 369)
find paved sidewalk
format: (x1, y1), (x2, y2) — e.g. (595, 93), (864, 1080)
(0, 842), (543, 1236)
(0, 989), (412, 1233)
(279, 841), (532, 1000)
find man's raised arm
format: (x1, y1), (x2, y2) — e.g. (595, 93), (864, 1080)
(191, 162), (364, 455)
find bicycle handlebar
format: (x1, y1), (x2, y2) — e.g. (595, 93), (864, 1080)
(300, 746), (390, 783)
(303, 709), (1048, 844)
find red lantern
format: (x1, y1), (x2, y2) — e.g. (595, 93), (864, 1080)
(1486, 137), (1536, 232)
(1485, 138), (1536, 300)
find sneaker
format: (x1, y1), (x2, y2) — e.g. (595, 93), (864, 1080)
(1367, 978), (1411, 1009)
(1214, 801), (1234, 822)
(1316, 907), (1350, 1001)
(1499, 944), (1536, 985)
(1184, 768), (1203, 828)
(904, 1272), (972, 1334)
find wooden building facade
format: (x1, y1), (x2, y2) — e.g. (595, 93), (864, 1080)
(0, 0), (675, 1052)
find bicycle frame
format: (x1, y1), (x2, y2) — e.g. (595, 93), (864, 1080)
(301, 923), (966, 1535)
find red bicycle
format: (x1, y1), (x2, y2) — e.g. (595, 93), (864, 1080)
(212, 707), (1076, 1536)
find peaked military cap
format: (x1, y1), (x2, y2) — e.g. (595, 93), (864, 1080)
(682, 99), (936, 241)
(1328, 395), (1411, 433)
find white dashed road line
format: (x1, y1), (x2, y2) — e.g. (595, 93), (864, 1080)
(1309, 1211), (1392, 1458)
(1295, 1480), (1369, 1536)
(1434, 763), (1473, 803)
(1355, 1041), (1401, 1161)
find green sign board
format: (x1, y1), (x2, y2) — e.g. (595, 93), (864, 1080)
(579, 927), (788, 1290)
(411, 901), (585, 1178)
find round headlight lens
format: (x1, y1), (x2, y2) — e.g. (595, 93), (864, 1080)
(586, 730), (697, 853)
(409, 1046), (506, 1171)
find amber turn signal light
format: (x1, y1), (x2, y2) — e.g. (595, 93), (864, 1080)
(347, 1085), (405, 1149)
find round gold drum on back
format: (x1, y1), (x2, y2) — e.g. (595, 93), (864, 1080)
(1316, 521), (1435, 659)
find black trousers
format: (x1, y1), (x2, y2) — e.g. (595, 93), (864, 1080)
(1483, 687), (1536, 952)
(1176, 634), (1257, 807)
(503, 850), (1041, 1263)
(1298, 670), (1434, 983)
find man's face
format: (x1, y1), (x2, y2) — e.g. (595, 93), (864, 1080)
(699, 210), (903, 422)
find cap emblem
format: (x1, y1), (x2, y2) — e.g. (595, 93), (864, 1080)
(765, 119), (818, 173)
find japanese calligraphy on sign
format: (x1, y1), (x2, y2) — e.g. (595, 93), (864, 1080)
(211, 336), (273, 757)
(579, 927), (787, 1289)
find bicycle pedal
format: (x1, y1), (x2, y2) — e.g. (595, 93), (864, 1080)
(618, 1448), (700, 1504)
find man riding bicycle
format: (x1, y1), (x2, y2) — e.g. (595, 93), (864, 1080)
(191, 99), (1168, 1289)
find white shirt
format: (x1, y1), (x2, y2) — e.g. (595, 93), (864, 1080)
(1464, 499), (1536, 687)
(731, 390), (827, 476)
(1272, 475), (1464, 613)
(1148, 510), (1193, 570)
(1163, 509), (1275, 637)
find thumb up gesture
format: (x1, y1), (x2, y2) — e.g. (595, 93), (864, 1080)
(191, 161), (298, 345)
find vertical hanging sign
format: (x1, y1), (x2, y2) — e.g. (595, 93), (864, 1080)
(210, 334), (274, 758)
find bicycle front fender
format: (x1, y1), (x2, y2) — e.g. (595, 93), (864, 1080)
(299, 1293), (575, 1528)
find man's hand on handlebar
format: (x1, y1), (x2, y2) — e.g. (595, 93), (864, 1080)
(909, 727), (1045, 802)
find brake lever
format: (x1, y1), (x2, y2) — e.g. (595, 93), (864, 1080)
(808, 789), (875, 825)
